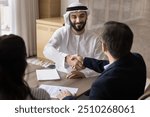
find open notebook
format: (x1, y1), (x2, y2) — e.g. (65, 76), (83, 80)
(39, 84), (78, 98)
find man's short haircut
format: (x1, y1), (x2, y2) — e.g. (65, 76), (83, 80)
(101, 21), (133, 58)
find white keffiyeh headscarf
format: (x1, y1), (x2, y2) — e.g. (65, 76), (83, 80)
(63, 2), (90, 27)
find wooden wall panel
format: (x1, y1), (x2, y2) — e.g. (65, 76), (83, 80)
(39, 0), (61, 18)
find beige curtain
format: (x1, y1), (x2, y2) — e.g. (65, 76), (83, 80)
(10, 0), (38, 57)
(0, 0), (8, 35)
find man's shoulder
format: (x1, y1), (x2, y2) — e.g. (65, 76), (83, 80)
(86, 29), (97, 34)
(54, 26), (69, 34)
(132, 52), (143, 59)
(85, 29), (99, 39)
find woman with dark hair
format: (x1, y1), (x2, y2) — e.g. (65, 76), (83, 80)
(0, 34), (50, 100)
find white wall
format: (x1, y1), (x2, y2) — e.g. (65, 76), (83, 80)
(61, 0), (79, 16)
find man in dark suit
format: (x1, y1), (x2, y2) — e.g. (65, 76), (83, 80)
(57, 21), (147, 100)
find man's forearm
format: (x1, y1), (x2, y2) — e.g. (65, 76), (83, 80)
(43, 44), (67, 67)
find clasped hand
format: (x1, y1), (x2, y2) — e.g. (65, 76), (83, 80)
(65, 54), (85, 70)
(65, 54), (85, 79)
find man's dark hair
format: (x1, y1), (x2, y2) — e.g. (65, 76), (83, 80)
(101, 21), (133, 58)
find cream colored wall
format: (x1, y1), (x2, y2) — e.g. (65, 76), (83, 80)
(143, 0), (150, 18)
(80, 0), (148, 29)
(61, 0), (79, 16)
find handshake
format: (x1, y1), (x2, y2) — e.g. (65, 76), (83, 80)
(65, 54), (86, 79)
(65, 54), (85, 71)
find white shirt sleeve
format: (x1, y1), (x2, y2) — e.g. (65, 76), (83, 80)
(43, 27), (70, 72)
(43, 43), (68, 69)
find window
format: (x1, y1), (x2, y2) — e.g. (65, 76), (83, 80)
(0, 0), (11, 35)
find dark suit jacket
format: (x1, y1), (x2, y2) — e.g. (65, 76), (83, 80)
(64, 53), (146, 100)
(84, 53), (146, 100)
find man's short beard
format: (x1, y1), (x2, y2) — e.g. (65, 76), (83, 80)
(69, 17), (87, 32)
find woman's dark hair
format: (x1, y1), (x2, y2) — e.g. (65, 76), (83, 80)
(0, 34), (34, 99)
(101, 21), (133, 58)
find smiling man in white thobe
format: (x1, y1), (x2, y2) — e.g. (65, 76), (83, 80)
(43, 2), (105, 79)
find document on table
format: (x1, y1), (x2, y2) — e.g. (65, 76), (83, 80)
(39, 84), (78, 98)
(36, 69), (60, 81)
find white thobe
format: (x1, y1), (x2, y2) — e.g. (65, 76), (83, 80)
(43, 26), (105, 77)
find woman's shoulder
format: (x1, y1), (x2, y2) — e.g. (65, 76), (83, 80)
(26, 88), (51, 100)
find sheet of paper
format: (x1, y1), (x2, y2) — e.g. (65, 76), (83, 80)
(36, 69), (60, 80)
(39, 84), (78, 98)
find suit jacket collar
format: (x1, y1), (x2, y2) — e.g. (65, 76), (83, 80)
(101, 53), (132, 75)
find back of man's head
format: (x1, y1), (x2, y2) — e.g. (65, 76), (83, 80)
(101, 21), (133, 58)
